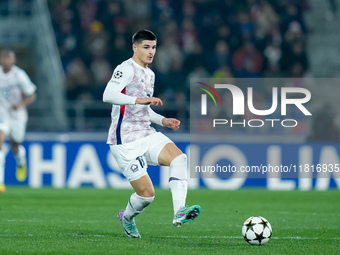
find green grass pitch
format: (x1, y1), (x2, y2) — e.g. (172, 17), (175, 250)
(0, 188), (339, 255)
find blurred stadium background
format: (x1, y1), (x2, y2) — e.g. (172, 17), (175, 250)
(1, 0), (340, 189)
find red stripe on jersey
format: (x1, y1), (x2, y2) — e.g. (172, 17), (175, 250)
(116, 88), (126, 145)
(120, 88), (126, 114)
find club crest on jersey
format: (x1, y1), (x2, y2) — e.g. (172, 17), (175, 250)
(130, 164), (139, 173)
(114, 70), (123, 79)
(1, 88), (10, 98)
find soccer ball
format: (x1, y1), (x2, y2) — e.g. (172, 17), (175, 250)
(242, 216), (272, 245)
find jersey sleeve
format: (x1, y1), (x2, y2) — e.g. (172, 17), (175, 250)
(103, 64), (137, 105)
(148, 106), (164, 126)
(109, 64), (134, 91)
(17, 69), (37, 95)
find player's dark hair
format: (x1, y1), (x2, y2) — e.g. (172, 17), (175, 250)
(132, 29), (157, 45)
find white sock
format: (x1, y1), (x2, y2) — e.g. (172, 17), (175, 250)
(0, 150), (5, 184)
(169, 154), (188, 215)
(169, 179), (188, 215)
(123, 193), (154, 222)
(14, 145), (26, 167)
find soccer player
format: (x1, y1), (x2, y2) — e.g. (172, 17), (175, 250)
(0, 50), (37, 193)
(103, 29), (201, 238)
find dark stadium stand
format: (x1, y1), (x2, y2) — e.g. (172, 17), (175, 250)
(47, 0), (310, 131)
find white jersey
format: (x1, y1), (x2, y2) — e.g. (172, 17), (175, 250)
(0, 65), (36, 123)
(106, 58), (157, 145)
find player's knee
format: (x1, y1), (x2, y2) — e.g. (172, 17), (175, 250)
(0, 133), (6, 148)
(137, 193), (155, 208)
(138, 188), (155, 198)
(181, 153), (187, 162)
(169, 153), (188, 180)
(145, 189), (155, 198)
(10, 146), (19, 154)
(10, 141), (20, 153)
(170, 153), (187, 166)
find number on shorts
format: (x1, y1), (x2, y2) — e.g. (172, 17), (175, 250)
(136, 156), (145, 168)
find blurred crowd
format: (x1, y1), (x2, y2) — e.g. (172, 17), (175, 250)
(49, 0), (310, 98)
(49, 0), (310, 130)
(2, 0), (339, 139)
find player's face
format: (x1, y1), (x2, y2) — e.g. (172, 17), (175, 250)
(1, 53), (15, 72)
(133, 40), (156, 67)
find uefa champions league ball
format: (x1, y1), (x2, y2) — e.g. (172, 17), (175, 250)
(242, 216), (272, 245)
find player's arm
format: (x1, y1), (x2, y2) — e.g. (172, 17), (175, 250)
(103, 84), (137, 105)
(148, 106), (164, 126)
(136, 97), (163, 106)
(103, 65), (163, 106)
(103, 66), (136, 105)
(11, 93), (36, 110)
(13, 70), (37, 110)
(148, 106), (180, 131)
(162, 117), (180, 131)
(103, 86), (163, 106)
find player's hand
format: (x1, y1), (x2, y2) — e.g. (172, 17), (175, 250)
(135, 97), (163, 106)
(162, 118), (180, 131)
(11, 104), (21, 110)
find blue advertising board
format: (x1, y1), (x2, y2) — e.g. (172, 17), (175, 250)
(3, 139), (340, 190)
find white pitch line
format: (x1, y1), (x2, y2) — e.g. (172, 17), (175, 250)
(0, 233), (339, 240)
(164, 236), (340, 240)
(4, 219), (109, 223)
(0, 233), (112, 238)
(72, 234), (112, 237)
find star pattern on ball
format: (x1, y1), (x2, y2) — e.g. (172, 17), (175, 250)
(258, 218), (269, 228)
(244, 220), (256, 232)
(253, 231), (265, 245)
(114, 70), (123, 79)
(242, 216), (272, 246)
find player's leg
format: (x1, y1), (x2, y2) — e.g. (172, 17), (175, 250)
(146, 132), (201, 227)
(0, 117), (10, 192)
(122, 174), (155, 223)
(110, 143), (155, 238)
(118, 174), (155, 238)
(0, 130), (6, 192)
(10, 139), (27, 181)
(9, 123), (27, 182)
(158, 143), (188, 214)
(158, 142), (201, 226)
